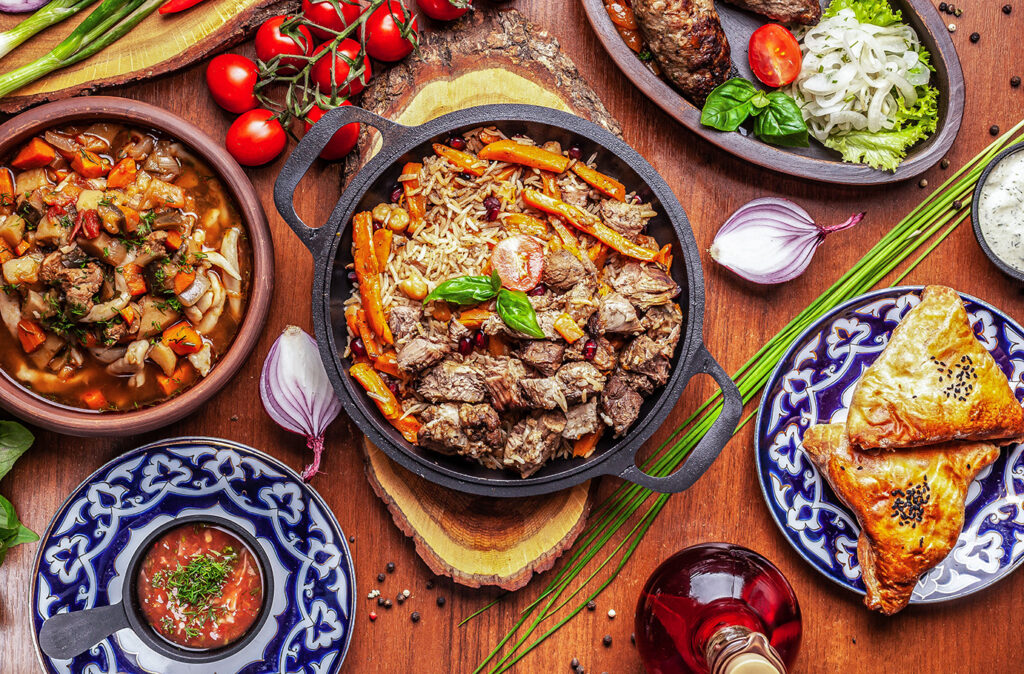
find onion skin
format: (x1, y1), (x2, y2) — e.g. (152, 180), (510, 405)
(710, 197), (864, 284)
(0, 0), (50, 12)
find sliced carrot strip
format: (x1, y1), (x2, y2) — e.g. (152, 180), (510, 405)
(573, 429), (603, 457)
(478, 140), (570, 173)
(571, 162), (626, 201)
(433, 143), (487, 176)
(458, 307), (492, 329)
(401, 162), (426, 231)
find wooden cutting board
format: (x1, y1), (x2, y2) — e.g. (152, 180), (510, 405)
(356, 9), (621, 590)
(0, 0), (294, 114)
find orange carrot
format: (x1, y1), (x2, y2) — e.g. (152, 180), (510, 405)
(81, 389), (109, 410)
(372, 228), (392, 270)
(161, 321), (203, 355)
(0, 168), (15, 213)
(344, 304), (361, 337)
(70, 149), (111, 179)
(540, 171), (561, 199)
(504, 213), (548, 238)
(11, 138), (56, 170)
(355, 308), (382, 360)
(478, 140), (571, 173)
(122, 263), (147, 297)
(589, 242), (609, 270)
(173, 270), (195, 295)
(105, 157), (137, 189)
(373, 350), (403, 378)
(122, 206), (140, 232)
(433, 143), (487, 176)
(157, 362), (195, 396)
(401, 162), (426, 230)
(165, 230), (183, 250)
(553, 313), (585, 343)
(14, 240), (31, 256)
(655, 243), (673, 269)
(571, 162), (626, 201)
(458, 307), (492, 329)
(0, 239), (13, 264)
(388, 414), (421, 444)
(350, 362), (403, 418)
(487, 334), (509, 357)
(352, 211), (393, 345)
(477, 128), (503, 145)
(119, 306), (136, 325)
(16, 319), (46, 353)
(573, 429), (603, 457)
(495, 165), (518, 182)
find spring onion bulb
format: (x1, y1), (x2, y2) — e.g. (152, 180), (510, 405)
(0, 0), (93, 60)
(260, 325), (342, 481)
(709, 197), (864, 284)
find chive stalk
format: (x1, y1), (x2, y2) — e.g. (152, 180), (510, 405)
(0, 0), (95, 61)
(472, 119), (1024, 673)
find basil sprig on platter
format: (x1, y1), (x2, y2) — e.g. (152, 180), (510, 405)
(700, 77), (809, 148)
(0, 421), (38, 565)
(423, 271), (545, 338)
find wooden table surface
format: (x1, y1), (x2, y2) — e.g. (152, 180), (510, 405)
(1, 1), (1021, 672)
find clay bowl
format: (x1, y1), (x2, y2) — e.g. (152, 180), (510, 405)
(0, 97), (273, 436)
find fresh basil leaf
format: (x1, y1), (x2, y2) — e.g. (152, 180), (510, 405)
(754, 91), (810, 148)
(496, 289), (545, 339)
(0, 495), (36, 565)
(0, 420), (32, 482)
(0, 493), (15, 530)
(423, 274), (501, 306)
(700, 78), (759, 132)
(750, 90), (771, 115)
(490, 269), (501, 293)
(5, 523), (38, 547)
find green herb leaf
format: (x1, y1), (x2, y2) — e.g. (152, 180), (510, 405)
(423, 273), (501, 306)
(496, 289), (545, 339)
(823, 0), (901, 26)
(700, 78), (759, 132)
(0, 421), (32, 482)
(749, 90), (771, 114)
(753, 91), (810, 147)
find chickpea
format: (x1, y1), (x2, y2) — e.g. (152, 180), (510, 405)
(371, 203), (392, 223)
(388, 207), (410, 233)
(399, 271), (428, 300)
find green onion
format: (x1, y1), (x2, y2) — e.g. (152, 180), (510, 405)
(0, 0), (161, 99)
(0, 0), (95, 61)
(470, 119), (1024, 674)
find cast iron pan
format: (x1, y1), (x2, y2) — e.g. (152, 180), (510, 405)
(274, 104), (742, 498)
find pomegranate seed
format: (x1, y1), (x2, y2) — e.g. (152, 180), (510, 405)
(347, 269), (358, 283)
(389, 184), (403, 203)
(632, 194), (643, 204)
(485, 207), (500, 221)
(483, 196), (500, 210)
(473, 330), (487, 349)
(384, 377), (400, 397)
(369, 611), (378, 621)
(527, 284), (546, 296)
(458, 335), (473, 356)
(582, 339), (598, 361)
(351, 338), (367, 358)
(567, 145), (582, 160)
(448, 136), (467, 150)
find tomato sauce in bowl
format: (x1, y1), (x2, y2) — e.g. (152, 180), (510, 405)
(136, 523), (263, 650)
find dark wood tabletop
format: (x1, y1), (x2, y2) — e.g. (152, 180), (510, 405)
(1, 1), (1021, 672)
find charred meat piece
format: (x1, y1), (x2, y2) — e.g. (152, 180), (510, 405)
(642, 303), (683, 358)
(606, 260), (680, 310)
(632, 0), (731, 104)
(504, 411), (568, 477)
(460, 403), (506, 450)
(621, 335), (671, 387)
(599, 200), (650, 241)
(397, 337), (449, 374)
(475, 355), (529, 411)
(516, 340), (565, 377)
(555, 361), (606, 404)
(518, 377), (568, 411)
(601, 372), (645, 437)
(619, 369), (657, 396)
(388, 304), (423, 344)
(417, 359), (486, 403)
(566, 334), (619, 372)
(588, 291), (643, 335)
(542, 249), (587, 291)
(563, 399), (601, 440)
(722, 0), (821, 25)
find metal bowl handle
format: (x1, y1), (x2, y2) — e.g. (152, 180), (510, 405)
(614, 345), (742, 493)
(273, 106), (405, 253)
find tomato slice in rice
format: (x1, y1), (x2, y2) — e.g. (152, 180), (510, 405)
(491, 235), (545, 291)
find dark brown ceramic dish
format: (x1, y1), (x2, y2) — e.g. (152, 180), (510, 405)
(0, 97), (273, 437)
(581, 0), (965, 185)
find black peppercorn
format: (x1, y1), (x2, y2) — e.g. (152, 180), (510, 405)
(436, 596), (446, 607)
(1012, 76), (1021, 88)
(952, 199), (963, 210)
(631, 633), (636, 645)
(426, 579), (435, 589)
(947, 3), (955, 13)
(939, 1), (947, 10)
(586, 601), (596, 611)
(397, 594), (405, 604)
(411, 611), (421, 623)
(969, 32), (980, 43)
(1004, 4), (1013, 15)
(940, 158), (950, 169)
(377, 573), (385, 582)
(575, 667), (584, 674)
(384, 599), (393, 609)
(349, 536), (355, 543)
(386, 562), (395, 573)
(990, 125), (1001, 136)
(602, 635), (612, 647)
(571, 658), (580, 669)
(377, 596), (385, 606)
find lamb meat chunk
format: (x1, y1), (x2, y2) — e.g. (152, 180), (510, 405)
(482, 313), (518, 339)
(39, 251), (63, 284)
(562, 279), (600, 326)
(619, 369), (656, 396)
(588, 291), (642, 335)
(459, 403), (506, 450)
(133, 230), (169, 266)
(517, 377), (568, 411)
(396, 337), (448, 374)
(503, 411), (567, 478)
(418, 403), (467, 455)
(621, 335), (671, 387)
(388, 304), (423, 344)
(563, 399), (601, 440)
(528, 291), (558, 313)
(555, 361), (606, 404)
(642, 303), (683, 358)
(566, 334), (618, 372)
(516, 340), (565, 377)
(448, 318), (471, 345)
(60, 263), (103, 315)
(417, 359), (486, 403)
(542, 249), (586, 291)
(474, 355), (528, 411)
(419, 403), (505, 467)
(599, 200), (649, 241)
(606, 260), (680, 310)
(601, 372), (644, 437)
(722, 0), (820, 25)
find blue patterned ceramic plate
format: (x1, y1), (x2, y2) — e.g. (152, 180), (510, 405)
(755, 286), (1024, 603)
(29, 437), (355, 673)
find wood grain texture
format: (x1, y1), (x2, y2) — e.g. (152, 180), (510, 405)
(1, 2), (1022, 673)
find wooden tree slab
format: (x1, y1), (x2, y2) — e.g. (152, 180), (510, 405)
(0, 0), (296, 114)
(356, 9), (619, 590)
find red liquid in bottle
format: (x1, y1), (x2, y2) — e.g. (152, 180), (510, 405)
(635, 543), (801, 674)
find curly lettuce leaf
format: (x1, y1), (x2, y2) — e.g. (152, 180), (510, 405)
(824, 0), (902, 25)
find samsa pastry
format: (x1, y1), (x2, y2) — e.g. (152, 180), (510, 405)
(847, 285), (1024, 450)
(802, 423), (999, 615)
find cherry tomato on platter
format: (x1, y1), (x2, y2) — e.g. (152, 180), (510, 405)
(748, 23), (802, 88)
(226, 109), (287, 167)
(301, 0), (364, 40)
(255, 15), (315, 74)
(491, 235), (545, 292)
(304, 101), (360, 160)
(205, 54), (259, 113)
(362, 1), (418, 62)
(417, 0), (471, 21)
(310, 38), (372, 97)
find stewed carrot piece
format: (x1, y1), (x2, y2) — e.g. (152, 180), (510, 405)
(11, 138), (56, 169)
(106, 157), (137, 188)
(571, 162), (626, 201)
(478, 139), (571, 173)
(433, 143), (487, 176)
(16, 319), (46, 353)
(81, 389), (109, 410)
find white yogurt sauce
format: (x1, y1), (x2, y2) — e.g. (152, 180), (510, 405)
(979, 149), (1024, 271)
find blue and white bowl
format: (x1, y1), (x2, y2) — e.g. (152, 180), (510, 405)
(30, 437), (355, 673)
(755, 286), (1024, 604)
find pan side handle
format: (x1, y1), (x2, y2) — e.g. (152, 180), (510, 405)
(273, 106), (405, 253)
(614, 344), (742, 494)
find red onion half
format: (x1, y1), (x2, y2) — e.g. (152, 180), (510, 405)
(0, 0), (51, 12)
(709, 197), (864, 284)
(260, 325), (342, 480)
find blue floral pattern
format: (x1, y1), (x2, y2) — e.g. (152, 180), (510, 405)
(31, 437), (355, 673)
(755, 287), (1024, 603)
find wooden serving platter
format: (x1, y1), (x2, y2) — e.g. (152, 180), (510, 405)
(581, 0), (965, 185)
(0, 0), (294, 114)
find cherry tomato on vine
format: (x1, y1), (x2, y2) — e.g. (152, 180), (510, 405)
(310, 38), (371, 97)
(205, 54), (259, 113)
(301, 0), (364, 40)
(748, 24), (802, 88)
(363, 1), (418, 62)
(255, 16), (315, 74)
(304, 101), (360, 160)
(226, 109), (287, 166)
(417, 0), (471, 21)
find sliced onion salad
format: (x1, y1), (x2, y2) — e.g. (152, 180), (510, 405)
(785, 8), (932, 143)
